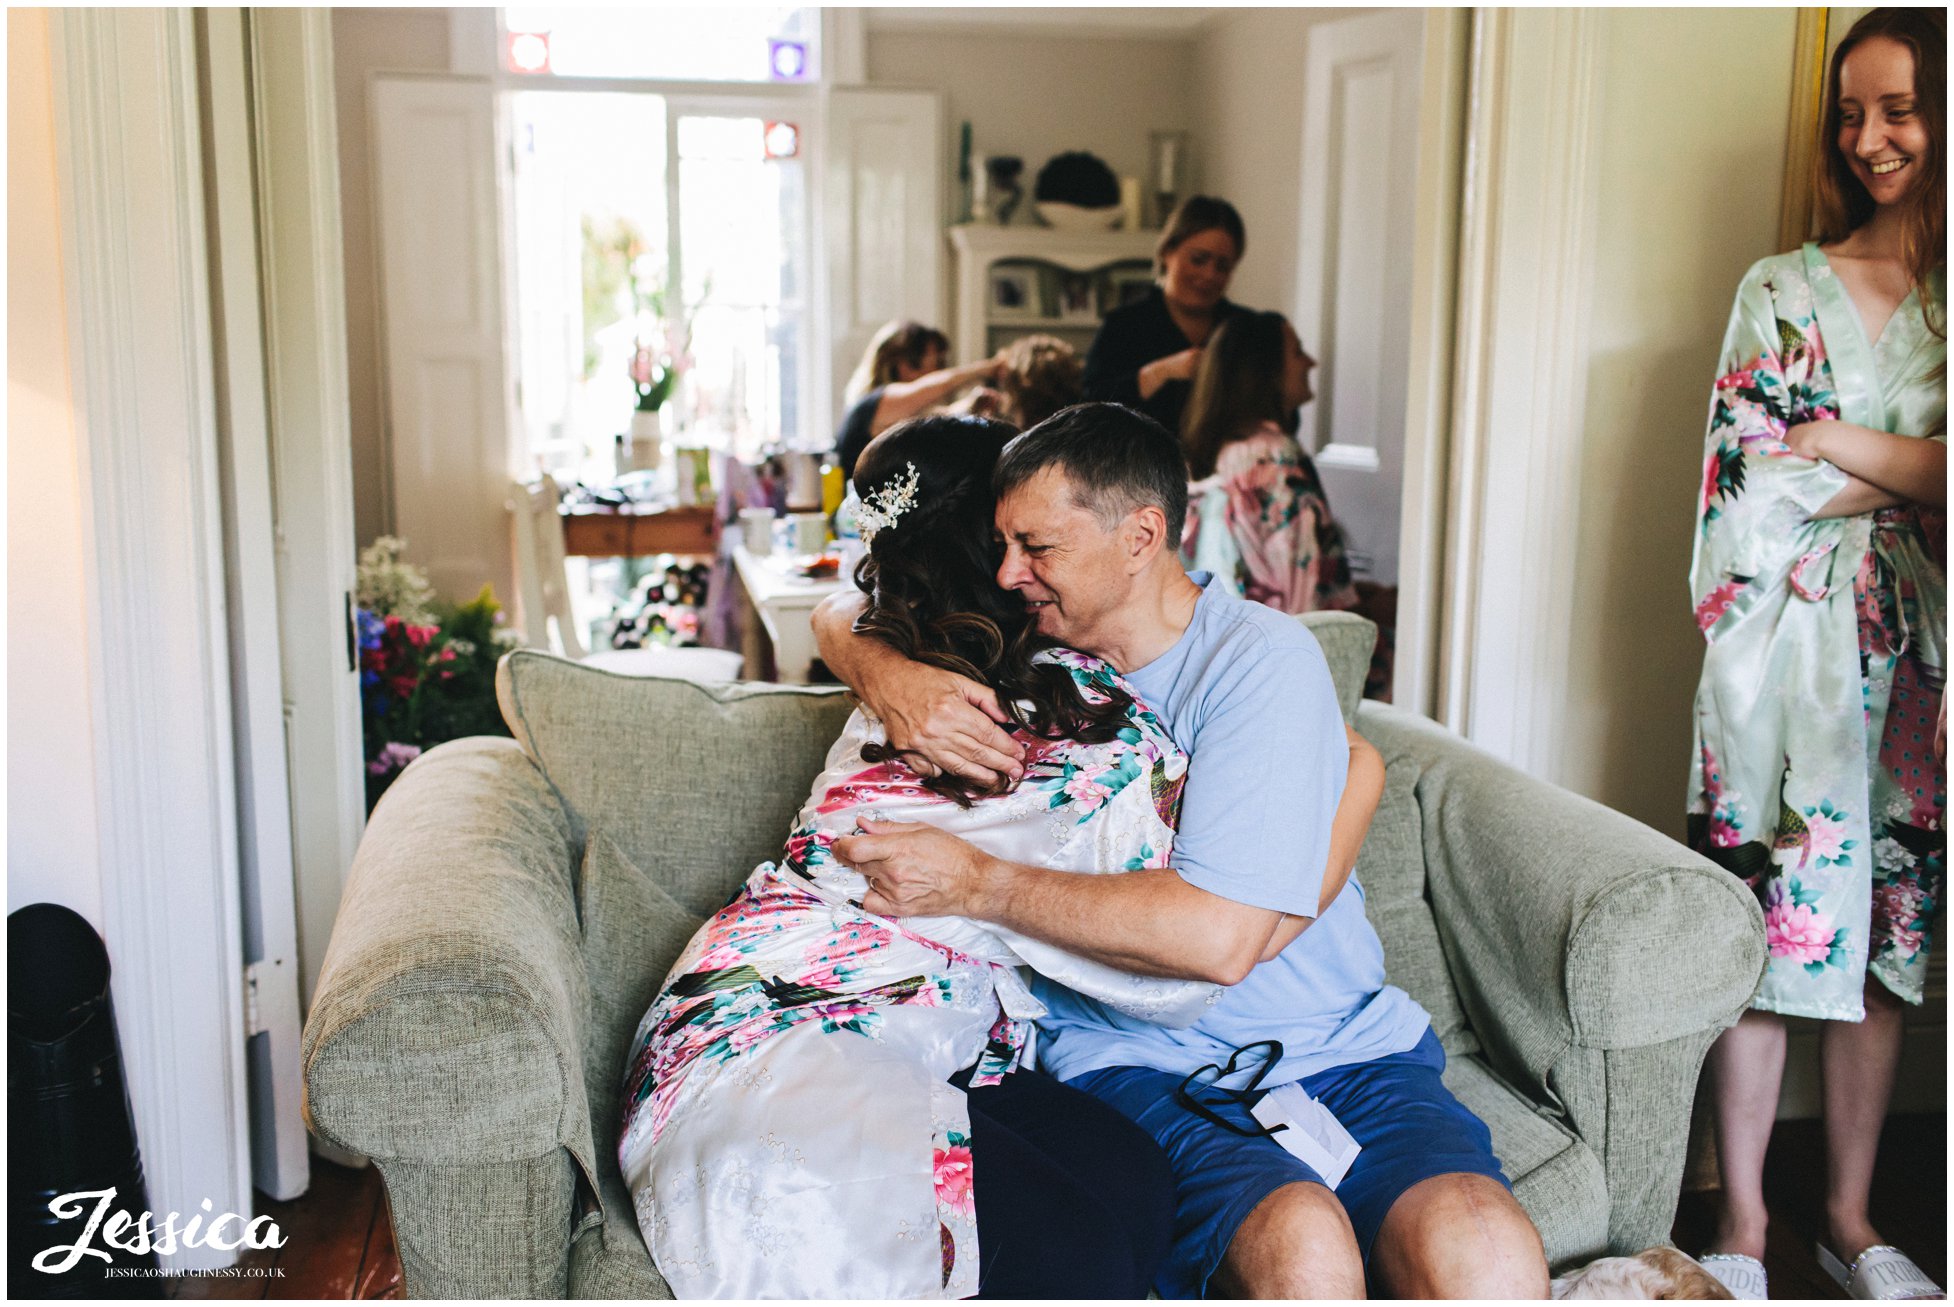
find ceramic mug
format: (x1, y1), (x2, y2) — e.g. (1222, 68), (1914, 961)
(778, 511), (828, 556)
(739, 507), (775, 555)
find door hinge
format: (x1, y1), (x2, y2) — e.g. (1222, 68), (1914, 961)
(243, 960), (268, 1037)
(344, 590), (358, 673)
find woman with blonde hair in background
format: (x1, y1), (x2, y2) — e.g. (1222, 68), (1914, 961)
(1687, 8), (1944, 1299)
(1178, 309), (1357, 617)
(833, 321), (1003, 477)
(980, 333), (1085, 431)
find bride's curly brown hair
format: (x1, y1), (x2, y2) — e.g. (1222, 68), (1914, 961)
(850, 414), (1135, 805)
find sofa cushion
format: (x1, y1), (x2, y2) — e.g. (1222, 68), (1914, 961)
(1295, 610), (1375, 723)
(497, 653), (856, 917)
(570, 831), (701, 1300)
(577, 829), (707, 1132)
(1442, 1053), (1609, 1269)
(1357, 758), (1476, 1058)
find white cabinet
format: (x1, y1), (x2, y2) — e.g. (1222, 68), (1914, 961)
(947, 223), (1157, 364)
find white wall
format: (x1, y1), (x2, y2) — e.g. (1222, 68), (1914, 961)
(866, 26), (1195, 249)
(332, 7), (453, 550)
(1189, 7), (1369, 319)
(7, 7), (104, 928)
(1561, 7), (1795, 840)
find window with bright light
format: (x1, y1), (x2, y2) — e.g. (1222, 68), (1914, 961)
(509, 91), (671, 485)
(675, 115), (810, 460)
(509, 94), (815, 476)
(501, 7), (819, 82)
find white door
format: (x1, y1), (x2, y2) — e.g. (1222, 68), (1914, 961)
(1293, 10), (1424, 584)
(249, 10), (369, 1183)
(199, 7), (317, 1202)
(822, 88), (943, 421)
(371, 75), (516, 604)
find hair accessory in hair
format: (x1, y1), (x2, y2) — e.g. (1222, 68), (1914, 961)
(856, 461), (921, 544)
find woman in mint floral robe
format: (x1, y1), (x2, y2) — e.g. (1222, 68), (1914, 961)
(1687, 11), (1944, 1293)
(615, 417), (1222, 1300)
(1688, 246), (1945, 1019)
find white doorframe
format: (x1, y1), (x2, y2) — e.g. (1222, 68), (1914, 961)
(248, 8), (367, 1026)
(196, 6), (315, 1203)
(49, 7), (252, 1269)
(1393, 9), (1470, 717)
(1432, 8), (1602, 781)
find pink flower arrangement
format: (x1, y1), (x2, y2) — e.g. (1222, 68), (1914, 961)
(366, 741), (422, 776)
(1063, 763), (1114, 808)
(1765, 899), (1837, 966)
(1695, 580), (1747, 634)
(1884, 922), (1925, 960)
(1876, 878), (1926, 928)
(1804, 809), (1849, 861)
(933, 1143), (975, 1218)
(1716, 366), (1757, 394)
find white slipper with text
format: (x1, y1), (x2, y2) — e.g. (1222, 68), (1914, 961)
(1698, 1252), (1769, 1299)
(1818, 1244), (1944, 1300)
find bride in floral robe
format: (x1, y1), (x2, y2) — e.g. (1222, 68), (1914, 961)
(616, 419), (1217, 1300)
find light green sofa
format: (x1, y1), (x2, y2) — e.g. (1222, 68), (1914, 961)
(301, 612), (1765, 1298)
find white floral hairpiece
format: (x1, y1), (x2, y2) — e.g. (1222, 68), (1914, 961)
(856, 461), (921, 545)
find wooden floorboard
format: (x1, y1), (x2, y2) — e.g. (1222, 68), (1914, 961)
(167, 1160), (393, 1301)
(165, 1113), (1943, 1299)
(1672, 1112), (1945, 1298)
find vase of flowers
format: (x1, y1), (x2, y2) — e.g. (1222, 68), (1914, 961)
(628, 342), (673, 469)
(354, 536), (520, 810)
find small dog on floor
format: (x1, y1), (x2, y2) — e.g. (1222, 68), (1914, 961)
(1552, 1247), (1735, 1299)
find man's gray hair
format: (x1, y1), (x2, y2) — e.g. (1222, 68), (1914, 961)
(994, 403), (1188, 546)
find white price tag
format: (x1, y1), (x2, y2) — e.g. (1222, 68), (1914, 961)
(1249, 1082), (1362, 1190)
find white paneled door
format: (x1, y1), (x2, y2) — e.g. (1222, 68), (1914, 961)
(822, 88), (943, 424)
(371, 75), (515, 604)
(1293, 9), (1424, 585)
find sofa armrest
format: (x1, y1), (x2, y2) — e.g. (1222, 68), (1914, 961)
(300, 737), (595, 1295)
(1356, 703), (1764, 1250)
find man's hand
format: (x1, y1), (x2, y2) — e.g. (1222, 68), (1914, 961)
(833, 817), (999, 917)
(867, 663), (1025, 786)
(812, 592), (1026, 786)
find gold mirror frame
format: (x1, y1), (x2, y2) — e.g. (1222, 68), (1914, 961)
(1778, 9), (1831, 251)
(1781, 7), (1875, 251)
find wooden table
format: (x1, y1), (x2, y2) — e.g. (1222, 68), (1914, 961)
(559, 504), (718, 557)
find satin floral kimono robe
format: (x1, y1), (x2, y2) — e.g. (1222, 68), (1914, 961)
(1181, 424), (1360, 616)
(1688, 244), (1945, 1020)
(617, 651), (1216, 1299)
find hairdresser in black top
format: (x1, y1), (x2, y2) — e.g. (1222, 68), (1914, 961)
(1081, 196), (1245, 435)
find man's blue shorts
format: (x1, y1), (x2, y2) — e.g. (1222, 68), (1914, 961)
(1068, 1028), (1509, 1298)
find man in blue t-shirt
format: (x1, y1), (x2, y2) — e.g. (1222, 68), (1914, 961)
(818, 405), (1547, 1298)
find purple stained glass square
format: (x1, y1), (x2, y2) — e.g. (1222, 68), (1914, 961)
(767, 38), (808, 81)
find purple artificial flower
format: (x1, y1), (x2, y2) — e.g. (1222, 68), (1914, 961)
(367, 741), (423, 776)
